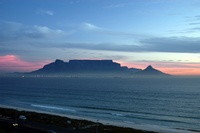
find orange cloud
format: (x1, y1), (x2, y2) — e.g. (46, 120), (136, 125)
(0, 55), (50, 72)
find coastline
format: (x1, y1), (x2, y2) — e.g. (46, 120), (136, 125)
(0, 106), (155, 133)
(0, 105), (199, 133)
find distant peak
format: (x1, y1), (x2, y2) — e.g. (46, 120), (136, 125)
(55, 59), (64, 63)
(145, 65), (153, 70)
(134, 64), (170, 76)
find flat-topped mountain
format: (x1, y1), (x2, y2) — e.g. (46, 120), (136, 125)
(30, 59), (169, 76)
(31, 59), (141, 74)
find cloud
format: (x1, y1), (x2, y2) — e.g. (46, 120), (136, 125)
(56, 36), (200, 53)
(2, 21), (200, 57)
(183, 15), (200, 33)
(194, 15), (200, 20)
(33, 25), (64, 37)
(0, 55), (50, 72)
(80, 22), (104, 31)
(0, 21), (65, 41)
(186, 27), (200, 32)
(189, 22), (200, 25)
(68, 0), (81, 5)
(0, 21), (69, 60)
(140, 36), (200, 53)
(37, 9), (54, 16)
(104, 3), (127, 9)
(0, 21), (23, 41)
(79, 22), (150, 41)
(56, 42), (138, 52)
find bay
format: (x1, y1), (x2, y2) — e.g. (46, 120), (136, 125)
(0, 76), (200, 133)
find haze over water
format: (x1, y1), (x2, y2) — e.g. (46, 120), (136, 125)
(0, 76), (200, 133)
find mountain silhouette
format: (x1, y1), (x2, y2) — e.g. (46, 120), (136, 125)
(31, 59), (141, 74)
(135, 65), (169, 76)
(30, 59), (169, 76)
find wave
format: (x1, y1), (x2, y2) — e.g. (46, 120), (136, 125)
(75, 105), (200, 126)
(111, 113), (125, 117)
(30, 104), (76, 112)
(123, 121), (200, 133)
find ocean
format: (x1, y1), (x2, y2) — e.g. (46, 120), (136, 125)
(0, 76), (200, 133)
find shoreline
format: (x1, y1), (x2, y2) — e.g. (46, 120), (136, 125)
(0, 106), (155, 133)
(0, 105), (198, 133)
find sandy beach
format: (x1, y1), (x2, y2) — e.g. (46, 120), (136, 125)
(0, 106), (155, 133)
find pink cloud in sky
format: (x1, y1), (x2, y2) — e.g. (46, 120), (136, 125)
(0, 55), (50, 72)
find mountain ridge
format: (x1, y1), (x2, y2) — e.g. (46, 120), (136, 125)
(30, 59), (170, 76)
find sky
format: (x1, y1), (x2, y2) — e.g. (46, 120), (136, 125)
(1, 0), (200, 75)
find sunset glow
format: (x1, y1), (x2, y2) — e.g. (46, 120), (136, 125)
(118, 60), (200, 76)
(0, 55), (50, 72)
(0, 54), (199, 75)
(1, 0), (200, 75)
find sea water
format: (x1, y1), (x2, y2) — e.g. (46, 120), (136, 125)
(0, 76), (200, 133)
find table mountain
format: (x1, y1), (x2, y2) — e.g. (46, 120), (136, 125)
(30, 59), (169, 76)
(31, 59), (141, 74)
